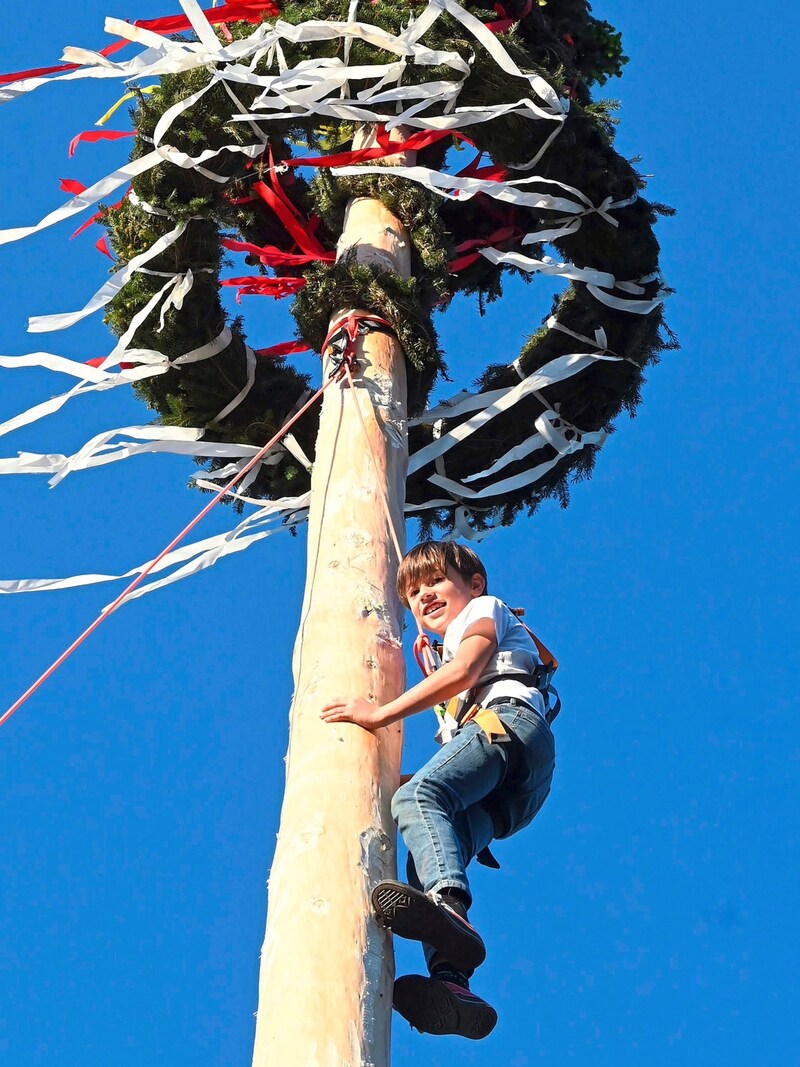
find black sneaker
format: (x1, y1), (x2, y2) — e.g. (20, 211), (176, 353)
(393, 974), (497, 1040)
(371, 880), (486, 972)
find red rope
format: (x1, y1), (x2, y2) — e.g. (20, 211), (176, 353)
(0, 373), (337, 729)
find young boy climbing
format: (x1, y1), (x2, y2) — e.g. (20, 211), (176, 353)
(320, 541), (556, 1040)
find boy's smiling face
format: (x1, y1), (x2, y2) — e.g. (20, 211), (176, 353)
(407, 565), (485, 636)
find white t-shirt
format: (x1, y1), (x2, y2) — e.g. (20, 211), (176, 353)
(442, 595), (546, 719)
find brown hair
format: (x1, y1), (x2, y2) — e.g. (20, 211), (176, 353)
(396, 541), (488, 606)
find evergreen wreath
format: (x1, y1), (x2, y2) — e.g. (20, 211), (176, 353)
(99, 0), (675, 534)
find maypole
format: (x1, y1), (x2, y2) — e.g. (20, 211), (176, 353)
(0, 1), (673, 1062)
(253, 197), (411, 1063)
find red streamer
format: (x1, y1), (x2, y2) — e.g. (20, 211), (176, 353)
(70, 194), (126, 240)
(285, 127), (456, 170)
(1, 1), (279, 86)
(486, 0), (532, 34)
(220, 275), (306, 301)
(253, 173), (330, 260)
(59, 178), (87, 195)
(221, 236), (332, 266)
(68, 129), (136, 158)
(449, 225), (522, 273)
(255, 339), (312, 358)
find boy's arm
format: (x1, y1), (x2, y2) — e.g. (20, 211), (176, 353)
(320, 619), (497, 731)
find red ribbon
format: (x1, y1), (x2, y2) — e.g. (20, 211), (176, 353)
(485, 0), (532, 34)
(285, 127), (456, 170)
(253, 154), (332, 260)
(221, 236), (332, 266)
(255, 339), (312, 358)
(220, 275), (306, 302)
(70, 194), (126, 240)
(449, 225), (522, 273)
(59, 178), (87, 196)
(136, 0), (279, 35)
(456, 150), (508, 182)
(1, 1), (280, 85)
(68, 129), (136, 158)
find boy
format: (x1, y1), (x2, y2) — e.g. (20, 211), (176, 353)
(320, 541), (556, 1040)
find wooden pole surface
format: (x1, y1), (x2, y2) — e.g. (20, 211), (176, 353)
(252, 196), (411, 1066)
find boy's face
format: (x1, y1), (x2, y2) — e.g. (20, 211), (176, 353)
(406, 565), (485, 636)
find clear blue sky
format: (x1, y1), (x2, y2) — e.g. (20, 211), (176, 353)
(1, 2), (798, 1064)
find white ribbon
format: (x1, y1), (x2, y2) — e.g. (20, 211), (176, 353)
(586, 284), (666, 315)
(0, 365), (166, 440)
(480, 248), (665, 314)
(331, 164), (605, 218)
(0, 140), (264, 247)
(430, 452), (563, 499)
(479, 245), (616, 287)
(212, 346), (257, 424)
(179, 0), (224, 54)
(463, 409), (606, 482)
(0, 493), (311, 601)
(0, 352), (134, 382)
(0, 324), (232, 441)
(27, 223), (188, 333)
(408, 349), (621, 474)
(0, 426), (254, 482)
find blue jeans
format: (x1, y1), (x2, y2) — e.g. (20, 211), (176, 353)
(391, 700), (555, 913)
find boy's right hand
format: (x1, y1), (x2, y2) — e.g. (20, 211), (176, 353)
(320, 696), (389, 731)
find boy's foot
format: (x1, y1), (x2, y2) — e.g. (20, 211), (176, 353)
(372, 880), (485, 971)
(393, 974), (497, 1040)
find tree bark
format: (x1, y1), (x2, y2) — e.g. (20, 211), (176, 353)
(252, 197), (411, 1066)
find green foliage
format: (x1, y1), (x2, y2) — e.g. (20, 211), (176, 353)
(100, 0), (671, 532)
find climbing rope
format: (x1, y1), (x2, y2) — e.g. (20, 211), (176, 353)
(1, 319), (443, 728)
(0, 369), (344, 729)
(334, 321), (439, 677)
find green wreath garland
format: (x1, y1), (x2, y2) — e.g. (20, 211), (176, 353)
(101, 0), (675, 533)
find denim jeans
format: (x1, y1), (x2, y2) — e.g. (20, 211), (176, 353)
(392, 700), (556, 909)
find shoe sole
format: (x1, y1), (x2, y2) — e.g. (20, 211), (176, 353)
(393, 975), (497, 1040)
(372, 880), (485, 971)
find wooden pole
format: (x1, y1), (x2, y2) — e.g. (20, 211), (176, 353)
(252, 195), (411, 1066)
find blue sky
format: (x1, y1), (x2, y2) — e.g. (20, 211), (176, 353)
(1, 2), (798, 1064)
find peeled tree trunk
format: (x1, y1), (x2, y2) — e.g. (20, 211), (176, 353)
(253, 196), (411, 1066)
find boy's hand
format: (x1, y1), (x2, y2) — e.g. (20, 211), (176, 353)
(320, 697), (387, 730)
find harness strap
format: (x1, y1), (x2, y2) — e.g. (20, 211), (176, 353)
(517, 618), (558, 673)
(466, 669), (561, 725)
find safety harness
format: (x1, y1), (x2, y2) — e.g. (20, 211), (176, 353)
(412, 606), (559, 872)
(413, 607), (561, 731)
(488, 613), (561, 726)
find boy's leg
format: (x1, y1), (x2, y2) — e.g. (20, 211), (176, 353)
(404, 838), (479, 977)
(382, 706), (554, 1039)
(391, 853), (497, 1040)
(390, 720), (510, 902)
(374, 724), (507, 972)
(392, 973), (497, 1040)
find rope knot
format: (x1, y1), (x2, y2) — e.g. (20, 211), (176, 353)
(322, 312), (396, 379)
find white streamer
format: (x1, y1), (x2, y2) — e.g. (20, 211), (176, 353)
(331, 164), (606, 218)
(408, 349), (621, 474)
(479, 246), (616, 287)
(27, 223), (188, 333)
(212, 345), (257, 424)
(463, 409), (606, 483)
(0, 493), (311, 600)
(0, 139), (266, 248)
(586, 284), (666, 315)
